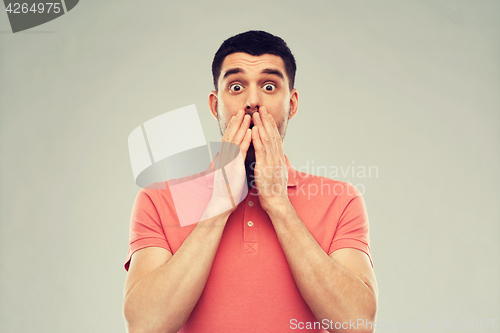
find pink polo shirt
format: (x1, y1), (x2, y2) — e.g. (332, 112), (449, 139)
(124, 155), (372, 332)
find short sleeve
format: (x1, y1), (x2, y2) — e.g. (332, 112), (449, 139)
(328, 182), (373, 267)
(124, 188), (171, 271)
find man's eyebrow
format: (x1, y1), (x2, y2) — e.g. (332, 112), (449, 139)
(222, 68), (244, 80)
(222, 68), (285, 81)
(261, 68), (284, 80)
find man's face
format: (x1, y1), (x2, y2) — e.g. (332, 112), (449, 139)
(209, 52), (298, 141)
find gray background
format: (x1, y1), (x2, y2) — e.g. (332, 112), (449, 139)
(1, 0), (499, 332)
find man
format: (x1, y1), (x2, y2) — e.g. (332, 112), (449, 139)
(123, 30), (378, 333)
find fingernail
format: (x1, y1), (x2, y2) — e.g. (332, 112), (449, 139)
(238, 110), (243, 116)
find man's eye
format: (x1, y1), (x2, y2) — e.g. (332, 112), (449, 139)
(263, 84), (276, 91)
(229, 84), (243, 92)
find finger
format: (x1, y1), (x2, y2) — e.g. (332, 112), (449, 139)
(222, 109), (244, 142)
(221, 115), (235, 142)
(268, 114), (284, 162)
(251, 126), (266, 165)
(253, 112), (271, 151)
(232, 113), (251, 145)
(253, 111), (273, 165)
(259, 107), (278, 153)
(263, 113), (280, 166)
(264, 114), (288, 185)
(239, 129), (252, 159)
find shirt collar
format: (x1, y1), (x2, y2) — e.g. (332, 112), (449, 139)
(205, 154), (297, 188)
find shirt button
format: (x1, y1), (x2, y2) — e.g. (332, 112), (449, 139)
(248, 201), (254, 207)
(247, 221), (254, 227)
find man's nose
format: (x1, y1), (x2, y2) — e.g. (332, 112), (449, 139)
(244, 86), (261, 112)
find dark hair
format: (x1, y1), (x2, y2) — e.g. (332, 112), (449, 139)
(212, 30), (297, 91)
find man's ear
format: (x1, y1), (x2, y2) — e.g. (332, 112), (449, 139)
(288, 89), (299, 120)
(208, 91), (218, 120)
